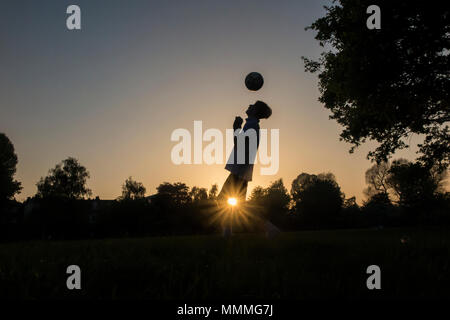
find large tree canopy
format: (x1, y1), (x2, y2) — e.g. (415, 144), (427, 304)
(36, 157), (92, 199)
(0, 133), (22, 201)
(303, 0), (449, 169)
(291, 172), (343, 225)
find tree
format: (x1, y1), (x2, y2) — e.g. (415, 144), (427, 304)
(208, 184), (218, 199)
(386, 159), (447, 208)
(247, 180), (291, 229)
(362, 192), (395, 226)
(155, 182), (191, 206)
(291, 172), (344, 226)
(0, 133), (22, 202)
(36, 157), (92, 199)
(363, 161), (391, 198)
(249, 186), (267, 203)
(264, 179), (291, 212)
(343, 196), (357, 209)
(291, 172), (340, 203)
(263, 179), (291, 225)
(250, 180), (291, 212)
(362, 158), (448, 214)
(190, 186), (208, 202)
(290, 173), (317, 202)
(303, 0), (450, 170)
(341, 196), (361, 227)
(119, 176), (146, 200)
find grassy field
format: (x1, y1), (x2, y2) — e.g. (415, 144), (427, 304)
(0, 227), (449, 299)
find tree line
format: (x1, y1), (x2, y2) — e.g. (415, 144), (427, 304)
(1, 132), (449, 241)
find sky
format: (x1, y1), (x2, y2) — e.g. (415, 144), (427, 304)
(1, 0), (423, 203)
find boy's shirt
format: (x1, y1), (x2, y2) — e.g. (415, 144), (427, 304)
(225, 117), (260, 181)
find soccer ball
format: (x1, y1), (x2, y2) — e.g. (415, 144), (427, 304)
(245, 72), (264, 91)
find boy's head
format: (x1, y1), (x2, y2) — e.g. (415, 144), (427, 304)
(246, 100), (272, 119)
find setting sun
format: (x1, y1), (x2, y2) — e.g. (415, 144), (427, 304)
(227, 197), (237, 206)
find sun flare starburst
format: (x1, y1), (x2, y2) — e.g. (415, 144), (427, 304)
(227, 197), (237, 206)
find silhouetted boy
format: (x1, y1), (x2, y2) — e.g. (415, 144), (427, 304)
(217, 100), (272, 236)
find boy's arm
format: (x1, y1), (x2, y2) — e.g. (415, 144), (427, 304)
(233, 116), (243, 130)
(233, 116), (243, 146)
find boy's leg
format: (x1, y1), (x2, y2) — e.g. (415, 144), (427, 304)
(216, 173), (235, 237)
(227, 177), (247, 237)
(216, 174), (248, 237)
(237, 178), (248, 203)
(216, 173), (236, 202)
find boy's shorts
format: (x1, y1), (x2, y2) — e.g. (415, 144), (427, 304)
(217, 173), (248, 202)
